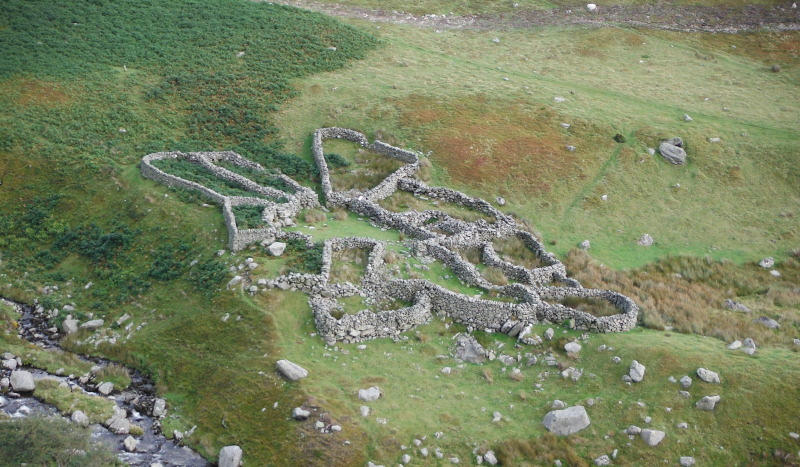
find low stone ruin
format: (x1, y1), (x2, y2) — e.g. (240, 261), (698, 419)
(140, 128), (639, 344)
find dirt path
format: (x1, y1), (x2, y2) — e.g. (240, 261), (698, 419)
(269, 0), (800, 33)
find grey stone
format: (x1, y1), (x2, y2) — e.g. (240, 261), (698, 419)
(678, 391), (691, 398)
(219, 445), (243, 467)
(226, 276), (242, 289)
(2, 359), (16, 370)
(152, 398), (167, 417)
(124, 436), (139, 452)
(292, 407), (310, 420)
(402, 454), (411, 464)
(0, 377), (8, 389)
(708, 137), (721, 143)
(268, 242), (287, 257)
(106, 416), (131, 434)
(680, 457), (696, 467)
(627, 425), (642, 435)
(71, 410), (89, 426)
(276, 360), (308, 381)
(9, 370), (35, 392)
(544, 328), (555, 341)
(579, 240), (591, 250)
(495, 196), (506, 206)
(455, 335), (486, 364)
(564, 342), (581, 353)
(743, 338), (756, 349)
(97, 382), (114, 395)
(359, 386), (382, 402)
(629, 360), (646, 382)
(696, 395), (721, 411)
(759, 257), (774, 268)
(754, 316), (780, 329)
(80, 319), (104, 330)
(637, 234), (654, 247)
(552, 400), (567, 409)
(542, 406), (591, 436)
(62, 319), (79, 335)
(676, 422), (689, 429)
(724, 299), (750, 313)
(484, 450), (498, 465)
(696, 368), (720, 384)
(658, 142), (687, 165)
(594, 455), (611, 465)
(612, 356), (621, 364)
(680, 376), (692, 388)
(640, 429), (665, 446)
(727, 340), (742, 350)
(360, 406), (370, 417)
(683, 114), (693, 122)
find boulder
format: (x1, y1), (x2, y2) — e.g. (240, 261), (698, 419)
(637, 234), (654, 246)
(696, 368), (720, 384)
(123, 436), (139, 452)
(579, 240), (591, 250)
(680, 457), (696, 467)
(360, 406), (370, 417)
(542, 406), (591, 436)
(276, 360), (308, 381)
(219, 445), (243, 467)
(71, 410), (89, 426)
(640, 429), (665, 446)
(292, 407), (310, 420)
(696, 395), (721, 411)
(564, 342), (582, 353)
(2, 359), (16, 370)
(658, 142), (687, 165)
(454, 335), (487, 364)
(152, 398), (167, 417)
(723, 299), (750, 313)
(552, 400), (567, 409)
(484, 450), (498, 465)
(544, 328), (555, 341)
(496, 196), (506, 206)
(629, 360), (646, 382)
(594, 455), (611, 465)
(226, 276), (242, 289)
(754, 316), (779, 329)
(80, 319), (104, 330)
(268, 242), (287, 257)
(106, 416), (131, 434)
(627, 425), (642, 435)
(359, 386), (382, 402)
(727, 340), (742, 350)
(62, 319), (79, 335)
(743, 338), (756, 350)
(759, 257), (775, 268)
(9, 370), (35, 392)
(97, 382), (114, 395)
(679, 376), (692, 388)
(586, 3), (597, 11)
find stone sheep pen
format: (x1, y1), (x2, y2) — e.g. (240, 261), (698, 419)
(140, 128), (638, 344)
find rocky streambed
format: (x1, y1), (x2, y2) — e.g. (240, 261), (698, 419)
(0, 298), (209, 466)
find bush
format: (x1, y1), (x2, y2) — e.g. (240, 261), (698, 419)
(326, 153), (350, 168)
(188, 258), (228, 297)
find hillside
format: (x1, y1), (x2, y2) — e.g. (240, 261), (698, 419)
(0, 0), (798, 466)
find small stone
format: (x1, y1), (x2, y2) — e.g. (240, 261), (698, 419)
(708, 137), (721, 143)
(219, 445), (243, 467)
(696, 395), (721, 411)
(627, 425), (642, 435)
(71, 410), (89, 426)
(789, 432), (799, 440)
(594, 455), (611, 465)
(727, 340), (742, 350)
(696, 368), (720, 384)
(552, 400), (567, 409)
(97, 382), (114, 395)
(359, 387), (382, 402)
(268, 242), (287, 256)
(680, 376), (692, 388)
(680, 456), (696, 466)
(759, 257), (775, 268)
(80, 319), (104, 330)
(564, 342), (581, 353)
(544, 328), (554, 341)
(772, 64), (781, 72)
(754, 316), (780, 329)
(637, 234), (654, 247)
(629, 360), (646, 382)
(676, 422), (689, 429)
(658, 142), (687, 165)
(124, 436), (139, 452)
(554, 96), (567, 103)
(360, 406), (370, 417)
(579, 240), (591, 250)
(292, 407), (310, 420)
(640, 429), (665, 446)
(276, 360), (308, 381)
(683, 114), (693, 122)
(62, 319), (79, 335)
(612, 356), (621, 364)
(586, 3), (597, 11)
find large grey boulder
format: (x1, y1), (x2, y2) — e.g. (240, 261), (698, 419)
(9, 370), (35, 392)
(640, 429), (666, 446)
(659, 142), (687, 165)
(754, 316), (780, 329)
(80, 319), (104, 330)
(542, 406), (591, 436)
(123, 436), (139, 452)
(276, 360), (308, 381)
(455, 335), (487, 364)
(629, 360), (646, 382)
(359, 386), (382, 402)
(219, 445), (243, 467)
(105, 415), (131, 434)
(696, 395), (721, 411)
(679, 376), (692, 388)
(152, 398), (167, 417)
(268, 242), (287, 257)
(564, 342), (582, 353)
(71, 410), (89, 426)
(696, 368), (720, 384)
(97, 382), (114, 395)
(292, 407), (310, 420)
(62, 319), (79, 335)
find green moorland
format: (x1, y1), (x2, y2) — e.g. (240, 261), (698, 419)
(0, 0), (798, 466)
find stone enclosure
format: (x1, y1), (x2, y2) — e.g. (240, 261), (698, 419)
(140, 128), (638, 344)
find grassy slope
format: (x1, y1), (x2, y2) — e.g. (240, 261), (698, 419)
(275, 23), (799, 269)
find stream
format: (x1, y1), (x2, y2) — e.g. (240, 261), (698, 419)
(0, 298), (209, 466)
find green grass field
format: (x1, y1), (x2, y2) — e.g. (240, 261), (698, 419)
(1, 0), (798, 465)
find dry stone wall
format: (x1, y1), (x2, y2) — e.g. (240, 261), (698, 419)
(141, 128), (639, 345)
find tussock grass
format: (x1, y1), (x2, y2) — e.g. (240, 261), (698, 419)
(379, 190), (494, 223)
(94, 363), (132, 391)
(34, 379), (117, 424)
(330, 248), (369, 284)
(492, 236), (547, 270)
(304, 208), (328, 224)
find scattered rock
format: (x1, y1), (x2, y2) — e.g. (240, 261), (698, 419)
(771, 64), (781, 73)
(678, 391), (691, 398)
(613, 133), (626, 143)
(455, 335), (487, 364)
(542, 406), (591, 436)
(759, 257), (775, 268)
(268, 242), (287, 257)
(226, 276), (242, 289)
(2, 359), (16, 370)
(124, 436), (139, 452)
(640, 429), (665, 446)
(683, 114), (693, 122)
(727, 340), (742, 350)
(495, 196), (506, 206)
(612, 356), (621, 364)
(62, 319), (79, 335)
(492, 37), (500, 43)
(696, 368), (720, 384)
(586, 3), (597, 11)
(679, 376), (692, 388)
(9, 370), (35, 392)
(544, 328), (555, 341)
(360, 406), (370, 417)
(484, 450), (498, 465)
(676, 422), (689, 429)
(219, 445), (243, 467)
(71, 410), (89, 426)
(564, 342), (581, 353)
(696, 395), (721, 411)
(723, 299), (750, 312)
(579, 240), (591, 250)
(80, 319), (104, 330)
(754, 316), (780, 329)
(276, 360), (308, 381)
(292, 407), (310, 420)
(359, 387), (382, 402)
(552, 400), (567, 409)
(680, 457), (696, 467)
(152, 398), (167, 417)
(658, 141), (687, 165)
(707, 137), (721, 143)
(97, 382), (114, 396)
(627, 425), (642, 435)
(594, 454), (611, 465)
(770, 270), (781, 277)
(554, 96), (567, 103)
(790, 432), (799, 440)
(637, 234), (654, 247)
(629, 360), (646, 382)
